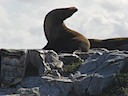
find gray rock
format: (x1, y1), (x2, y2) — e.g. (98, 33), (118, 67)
(25, 50), (64, 77)
(0, 88), (17, 95)
(16, 76), (73, 96)
(0, 48), (128, 96)
(72, 75), (92, 96)
(118, 44), (128, 51)
(59, 53), (84, 64)
(18, 76), (43, 88)
(86, 74), (114, 95)
(78, 49), (128, 95)
(0, 49), (27, 87)
(40, 76), (73, 96)
(16, 87), (40, 96)
(26, 50), (45, 76)
(58, 53), (84, 76)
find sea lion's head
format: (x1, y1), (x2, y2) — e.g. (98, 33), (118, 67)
(44, 7), (78, 41)
(45, 7), (78, 24)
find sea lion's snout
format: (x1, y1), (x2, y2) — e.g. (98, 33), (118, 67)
(67, 7), (78, 13)
(62, 7), (78, 20)
(69, 7), (78, 12)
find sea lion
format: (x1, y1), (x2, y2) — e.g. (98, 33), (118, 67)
(89, 37), (128, 51)
(43, 7), (90, 53)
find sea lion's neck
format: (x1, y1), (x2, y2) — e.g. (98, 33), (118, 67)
(44, 20), (69, 42)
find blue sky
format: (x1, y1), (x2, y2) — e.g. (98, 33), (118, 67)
(0, 0), (128, 49)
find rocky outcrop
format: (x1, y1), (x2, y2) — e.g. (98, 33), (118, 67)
(0, 48), (128, 96)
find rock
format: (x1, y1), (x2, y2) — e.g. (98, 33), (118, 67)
(0, 48), (128, 96)
(59, 53), (83, 76)
(25, 50), (45, 76)
(38, 50), (63, 77)
(88, 74), (114, 95)
(78, 49), (127, 74)
(0, 49), (27, 87)
(59, 53), (83, 64)
(0, 88), (17, 95)
(77, 48), (128, 95)
(40, 76), (73, 96)
(16, 87), (40, 96)
(17, 76), (43, 88)
(16, 76), (73, 96)
(0, 49), (64, 86)
(71, 74), (91, 96)
(26, 50), (63, 77)
(118, 44), (128, 51)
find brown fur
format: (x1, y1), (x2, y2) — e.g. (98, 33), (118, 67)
(89, 37), (128, 51)
(43, 7), (90, 53)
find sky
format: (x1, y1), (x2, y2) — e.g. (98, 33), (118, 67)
(0, 0), (128, 49)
